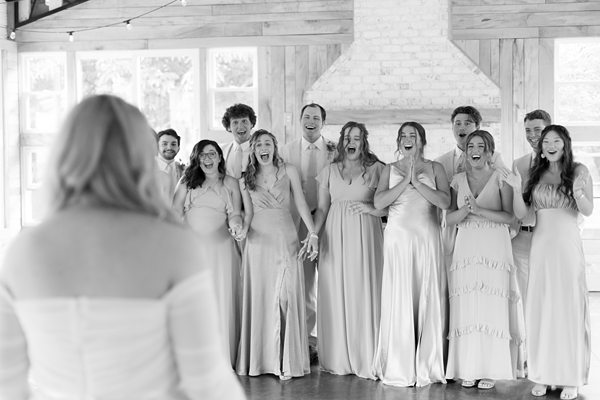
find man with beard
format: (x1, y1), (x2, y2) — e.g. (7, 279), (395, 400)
(156, 128), (184, 202)
(221, 103), (257, 179)
(281, 103), (336, 363)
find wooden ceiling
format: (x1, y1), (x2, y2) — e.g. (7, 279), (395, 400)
(14, 0), (354, 47)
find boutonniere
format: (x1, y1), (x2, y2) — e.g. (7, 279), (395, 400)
(325, 139), (337, 160)
(325, 139), (337, 153)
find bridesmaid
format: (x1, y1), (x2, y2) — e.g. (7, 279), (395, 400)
(445, 130), (525, 389)
(311, 121), (385, 379)
(372, 122), (450, 387)
(172, 139), (248, 367)
(502, 125), (592, 400)
(236, 129), (318, 380)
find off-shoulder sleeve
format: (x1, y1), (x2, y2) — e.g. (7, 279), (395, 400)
(166, 271), (246, 400)
(0, 283), (30, 400)
(315, 164), (332, 190)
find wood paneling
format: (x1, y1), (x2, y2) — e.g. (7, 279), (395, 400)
(255, 43), (341, 142)
(450, 0), (597, 159)
(15, 0), (353, 47)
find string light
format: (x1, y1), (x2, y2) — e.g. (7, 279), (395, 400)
(11, 0), (181, 42)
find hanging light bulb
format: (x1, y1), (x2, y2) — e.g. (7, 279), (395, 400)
(181, 0), (187, 6)
(125, 20), (132, 30)
(9, 30), (16, 40)
(68, 31), (74, 42)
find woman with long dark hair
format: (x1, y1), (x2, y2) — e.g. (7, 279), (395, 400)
(236, 129), (318, 380)
(173, 139), (247, 367)
(372, 121), (450, 386)
(502, 125), (592, 400)
(311, 121), (385, 379)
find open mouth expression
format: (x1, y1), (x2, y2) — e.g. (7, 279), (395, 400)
(541, 131), (564, 162)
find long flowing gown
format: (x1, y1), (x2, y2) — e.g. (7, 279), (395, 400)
(373, 162), (446, 387)
(316, 163), (384, 380)
(236, 168), (310, 378)
(182, 183), (241, 367)
(0, 271), (246, 400)
(527, 183), (590, 387)
(445, 171), (525, 380)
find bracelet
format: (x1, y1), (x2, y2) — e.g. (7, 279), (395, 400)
(309, 232), (318, 239)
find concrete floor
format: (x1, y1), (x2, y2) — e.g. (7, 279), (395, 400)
(238, 293), (600, 400)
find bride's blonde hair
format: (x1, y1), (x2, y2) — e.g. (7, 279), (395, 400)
(45, 94), (176, 222)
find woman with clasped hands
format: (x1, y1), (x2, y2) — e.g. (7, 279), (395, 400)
(0, 95), (245, 400)
(500, 125), (592, 400)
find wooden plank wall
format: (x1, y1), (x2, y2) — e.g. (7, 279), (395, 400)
(451, 0), (600, 159)
(258, 43), (341, 143)
(15, 0), (353, 47)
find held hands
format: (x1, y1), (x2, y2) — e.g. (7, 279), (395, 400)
(228, 219), (247, 241)
(298, 232), (319, 261)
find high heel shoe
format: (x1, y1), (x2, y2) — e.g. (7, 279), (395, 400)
(560, 386), (578, 400)
(531, 384), (547, 397)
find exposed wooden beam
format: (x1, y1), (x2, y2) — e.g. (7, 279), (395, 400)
(326, 108), (502, 126)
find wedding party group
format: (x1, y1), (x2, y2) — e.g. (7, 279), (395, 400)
(0, 94), (592, 400)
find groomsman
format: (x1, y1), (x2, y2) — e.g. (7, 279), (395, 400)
(221, 103), (257, 179)
(511, 109), (551, 306)
(156, 128), (184, 202)
(281, 103), (335, 363)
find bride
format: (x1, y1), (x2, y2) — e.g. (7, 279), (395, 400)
(0, 94), (245, 400)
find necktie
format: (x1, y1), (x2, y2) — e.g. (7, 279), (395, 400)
(305, 144), (319, 211)
(232, 146), (243, 179)
(165, 162), (176, 196)
(456, 152), (466, 174)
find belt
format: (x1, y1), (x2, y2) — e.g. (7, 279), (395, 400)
(520, 225), (534, 232)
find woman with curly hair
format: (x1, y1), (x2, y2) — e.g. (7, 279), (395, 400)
(236, 129), (318, 380)
(372, 121), (450, 387)
(172, 139), (248, 367)
(502, 125), (592, 400)
(311, 121), (385, 379)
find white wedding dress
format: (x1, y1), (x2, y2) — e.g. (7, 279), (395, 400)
(0, 271), (246, 400)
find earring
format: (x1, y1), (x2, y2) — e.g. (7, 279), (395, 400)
(541, 154), (545, 158)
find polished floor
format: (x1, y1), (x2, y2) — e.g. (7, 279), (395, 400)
(238, 293), (600, 400)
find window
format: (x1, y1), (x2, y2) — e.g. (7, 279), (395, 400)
(555, 38), (600, 290)
(555, 39), (600, 125)
(77, 49), (199, 158)
(20, 52), (67, 134)
(208, 48), (258, 130)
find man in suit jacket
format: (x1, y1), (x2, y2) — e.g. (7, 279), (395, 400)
(281, 103), (335, 362)
(511, 109), (551, 306)
(155, 128), (184, 203)
(220, 103), (257, 179)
